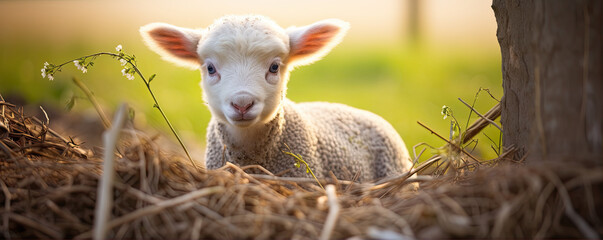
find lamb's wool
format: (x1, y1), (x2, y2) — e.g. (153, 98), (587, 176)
(206, 99), (412, 182)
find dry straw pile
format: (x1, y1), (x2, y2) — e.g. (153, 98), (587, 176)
(1, 97), (601, 239)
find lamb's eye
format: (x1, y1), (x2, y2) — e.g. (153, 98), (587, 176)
(207, 63), (216, 74)
(269, 62), (279, 73)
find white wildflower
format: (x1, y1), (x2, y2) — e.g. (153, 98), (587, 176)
(74, 60), (88, 73)
(48, 74), (54, 81)
(41, 63), (50, 79)
(116, 44), (123, 52)
(119, 58), (127, 66)
(121, 68), (134, 80)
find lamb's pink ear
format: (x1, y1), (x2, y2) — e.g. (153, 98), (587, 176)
(286, 19), (349, 68)
(140, 23), (202, 69)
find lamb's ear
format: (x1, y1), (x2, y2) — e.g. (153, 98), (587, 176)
(286, 19), (349, 68)
(140, 23), (202, 69)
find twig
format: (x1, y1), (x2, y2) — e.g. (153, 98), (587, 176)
(240, 164), (276, 176)
(461, 103), (501, 145)
(481, 88), (500, 102)
(93, 103), (128, 240)
(319, 185), (340, 240)
(222, 162), (286, 202)
(0, 140), (16, 158)
(458, 98), (502, 131)
(417, 121), (480, 163)
(38, 106), (50, 126)
(0, 119), (8, 140)
(72, 77), (111, 129)
(371, 155), (441, 190)
(29, 117), (87, 157)
(38, 106), (50, 143)
(412, 142), (431, 163)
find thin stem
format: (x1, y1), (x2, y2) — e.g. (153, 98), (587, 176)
(51, 52), (198, 169)
(458, 97), (502, 131)
(72, 77), (111, 129)
(130, 66), (197, 169)
(417, 121), (480, 164)
(283, 144), (324, 190)
(54, 52), (119, 68)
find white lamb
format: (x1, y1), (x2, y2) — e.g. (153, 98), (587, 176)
(140, 15), (413, 182)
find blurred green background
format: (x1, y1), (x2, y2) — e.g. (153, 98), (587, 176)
(0, 0), (502, 162)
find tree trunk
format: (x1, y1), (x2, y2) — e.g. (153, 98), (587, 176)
(492, 0), (602, 164)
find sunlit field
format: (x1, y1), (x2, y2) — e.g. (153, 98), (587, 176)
(0, 0), (502, 162)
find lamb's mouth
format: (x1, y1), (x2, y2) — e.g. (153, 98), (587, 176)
(230, 116), (256, 127)
(232, 113), (256, 121)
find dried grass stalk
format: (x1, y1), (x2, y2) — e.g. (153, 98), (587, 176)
(93, 103), (128, 240)
(1, 99), (601, 239)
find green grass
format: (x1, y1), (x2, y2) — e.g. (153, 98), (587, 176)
(289, 44), (503, 161)
(0, 39), (502, 162)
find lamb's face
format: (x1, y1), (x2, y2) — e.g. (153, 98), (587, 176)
(198, 17), (290, 128)
(140, 15), (349, 129)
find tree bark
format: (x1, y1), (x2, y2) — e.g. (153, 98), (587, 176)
(492, 0), (602, 164)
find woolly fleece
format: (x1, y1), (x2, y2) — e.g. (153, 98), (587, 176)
(205, 99), (412, 182)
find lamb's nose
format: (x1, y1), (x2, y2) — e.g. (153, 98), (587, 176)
(231, 93), (255, 115)
(231, 102), (254, 115)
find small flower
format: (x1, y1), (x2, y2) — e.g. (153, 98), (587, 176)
(121, 68), (134, 80)
(41, 62), (50, 79)
(48, 74), (54, 81)
(74, 60), (88, 73)
(116, 44), (123, 52)
(119, 58), (127, 66)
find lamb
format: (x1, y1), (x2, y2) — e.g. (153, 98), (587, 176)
(140, 15), (413, 182)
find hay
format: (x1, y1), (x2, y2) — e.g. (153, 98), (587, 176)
(1, 98), (602, 239)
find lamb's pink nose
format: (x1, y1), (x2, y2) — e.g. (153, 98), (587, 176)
(232, 102), (254, 115)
